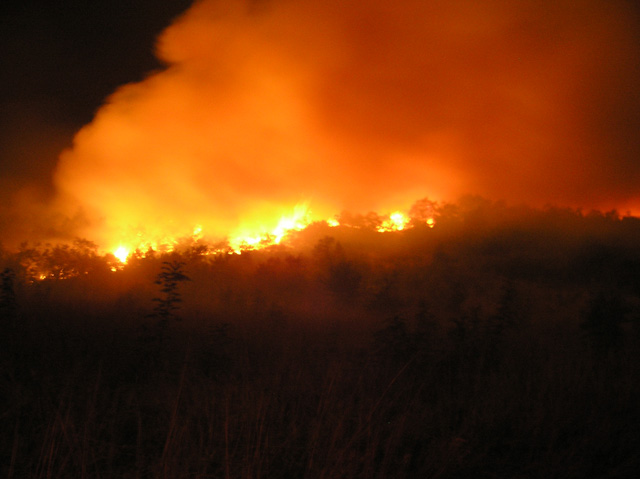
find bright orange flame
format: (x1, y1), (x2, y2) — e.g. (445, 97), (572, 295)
(29, 202), (439, 277)
(105, 204), (315, 256)
(96, 201), (439, 259)
(377, 211), (409, 232)
(229, 203), (311, 253)
(114, 246), (130, 263)
(327, 218), (340, 227)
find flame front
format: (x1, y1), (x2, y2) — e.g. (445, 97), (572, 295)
(107, 203), (436, 260)
(107, 203), (315, 257)
(228, 203), (311, 252)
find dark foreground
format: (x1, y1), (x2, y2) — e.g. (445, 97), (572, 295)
(2, 201), (640, 477)
(2, 309), (639, 479)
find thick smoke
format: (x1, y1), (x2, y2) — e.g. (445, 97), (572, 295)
(53, 0), (640, 249)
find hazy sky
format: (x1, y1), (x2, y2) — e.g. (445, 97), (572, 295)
(2, 0), (640, 250)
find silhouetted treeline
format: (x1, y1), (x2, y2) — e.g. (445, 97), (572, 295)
(1, 197), (639, 478)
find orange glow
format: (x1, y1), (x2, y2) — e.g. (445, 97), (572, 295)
(377, 212), (410, 232)
(223, 203), (311, 252)
(42, 0), (640, 253)
(104, 203), (314, 256)
(327, 218), (340, 228)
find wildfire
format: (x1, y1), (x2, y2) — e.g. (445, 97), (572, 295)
(327, 218), (340, 227)
(228, 203), (311, 252)
(107, 203), (313, 258)
(43, 0), (640, 269)
(377, 212), (410, 232)
(107, 204), (436, 261)
(112, 246), (129, 263)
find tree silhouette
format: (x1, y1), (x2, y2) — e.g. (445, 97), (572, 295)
(148, 261), (190, 330)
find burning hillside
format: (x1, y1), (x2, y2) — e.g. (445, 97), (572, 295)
(38, 0), (640, 257)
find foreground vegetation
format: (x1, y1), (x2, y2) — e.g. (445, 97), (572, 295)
(1, 198), (640, 478)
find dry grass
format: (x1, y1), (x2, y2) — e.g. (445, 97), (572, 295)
(1, 308), (639, 478)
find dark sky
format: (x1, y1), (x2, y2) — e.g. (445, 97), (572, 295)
(0, 0), (193, 201)
(2, 0), (640, 251)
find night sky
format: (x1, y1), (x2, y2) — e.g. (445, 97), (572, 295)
(2, 0), (640, 250)
(0, 0), (192, 240)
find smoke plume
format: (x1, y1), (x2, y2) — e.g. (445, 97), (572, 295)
(52, 0), (640, 249)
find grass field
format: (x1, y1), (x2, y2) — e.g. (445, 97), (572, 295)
(2, 202), (640, 478)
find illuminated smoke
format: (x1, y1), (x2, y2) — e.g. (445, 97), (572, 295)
(53, 0), (640, 251)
